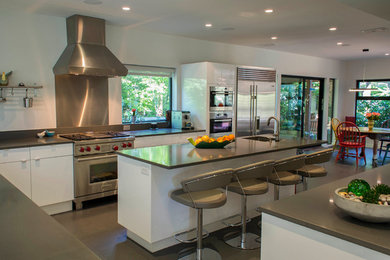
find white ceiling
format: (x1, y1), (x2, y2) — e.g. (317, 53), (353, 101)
(2, 0), (390, 60)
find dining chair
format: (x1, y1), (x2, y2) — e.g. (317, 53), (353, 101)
(379, 119), (390, 157)
(336, 121), (366, 167)
(331, 118), (341, 151)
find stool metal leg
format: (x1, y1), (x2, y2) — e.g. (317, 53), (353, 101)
(274, 185), (280, 200)
(223, 195), (260, 250)
(178, 208), (221, 260)
(197, 209), (202, 259)
(303, 177), (308, 191)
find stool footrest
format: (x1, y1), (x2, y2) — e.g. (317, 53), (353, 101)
(174, 228), (209, 244)
(222, 214), (251, 227)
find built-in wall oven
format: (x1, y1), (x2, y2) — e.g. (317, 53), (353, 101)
(209, 86), (234, 110)
(60, 132), (135, 210)
(210, 111), (233, 134)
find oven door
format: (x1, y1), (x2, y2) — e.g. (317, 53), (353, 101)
(210, 118), (233, 133)
(74, 154), (118, 197)
(210, 91), (234, 108)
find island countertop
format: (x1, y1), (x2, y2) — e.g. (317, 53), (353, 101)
(117, 137), (325, 169)
(0, 175), (99, 260)
(259, 164), (390, 256)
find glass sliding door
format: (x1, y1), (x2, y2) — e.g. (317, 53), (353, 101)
(280, 75), (324, 139)
(327, 79), (335, 144)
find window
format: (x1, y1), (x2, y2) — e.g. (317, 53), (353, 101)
(121, 65), (174, 123)
(355, 79), (390, 127)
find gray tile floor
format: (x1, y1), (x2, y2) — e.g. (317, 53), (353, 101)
(53, 148), (383, 260)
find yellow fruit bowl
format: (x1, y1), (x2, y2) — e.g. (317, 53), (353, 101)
(187, 137), (234, 149)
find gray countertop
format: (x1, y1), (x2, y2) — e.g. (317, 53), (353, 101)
(0, 128), (204, 150)
(122, 128), (205, 137)
(259, 165), (390, 256)
(117, 137), (325, 169)
(0, 136), (73, 150)
(0, 175), (100, 260)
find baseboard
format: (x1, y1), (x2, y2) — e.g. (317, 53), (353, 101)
(41, 201), (72, 215)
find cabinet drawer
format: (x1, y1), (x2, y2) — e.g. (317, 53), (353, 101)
(0, 148), (30, 163)
(30, 144), (73, 159)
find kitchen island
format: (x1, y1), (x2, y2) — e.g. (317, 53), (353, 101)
(117, 137), (325, 252)
(259, 164), (390, 260)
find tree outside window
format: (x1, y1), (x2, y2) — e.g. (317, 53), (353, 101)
(355, 80), (390, 127)
(121, 74), (171, 123)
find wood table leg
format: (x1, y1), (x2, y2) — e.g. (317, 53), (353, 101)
(372, 138), (378, 167)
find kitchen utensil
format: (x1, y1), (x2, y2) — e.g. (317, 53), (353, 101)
(0, 88), (6, 102)
(23, 89), (33, 108)
(45, 130), (55, 137)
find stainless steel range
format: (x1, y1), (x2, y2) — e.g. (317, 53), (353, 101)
(60, 131), (135, 209)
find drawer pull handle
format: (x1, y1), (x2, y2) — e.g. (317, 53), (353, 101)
(21, 159), (27, 163)
(34, 157), (40, 161)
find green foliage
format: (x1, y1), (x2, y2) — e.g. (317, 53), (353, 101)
(373, 184), (390, 195)
(356, 81), (390, 127)
(121, 75), (170, 123)
(361, 189), (380, 204)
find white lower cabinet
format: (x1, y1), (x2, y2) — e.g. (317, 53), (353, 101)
(0, 144), (74, 214)
(31, 155), (73, 207)
(0, 160), (31, 198)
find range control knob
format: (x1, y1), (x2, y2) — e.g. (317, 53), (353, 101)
(79, 147), (85, 152)
(86, 146), (91, 152)
(127, 142), (133, 148)
(95, 145), (101, 151)
(122, 143), (127, 148)
(113, 145), (119, 151)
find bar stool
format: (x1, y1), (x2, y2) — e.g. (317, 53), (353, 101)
(170, 168), (233, 260)
(295, 148), (333, 190)
(223, 160), (274, 250)
(262, 154), (306, 200)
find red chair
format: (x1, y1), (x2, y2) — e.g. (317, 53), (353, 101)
(336, 122), (366, 167)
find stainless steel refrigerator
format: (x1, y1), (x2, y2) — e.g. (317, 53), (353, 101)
(236, 66), (277, 137)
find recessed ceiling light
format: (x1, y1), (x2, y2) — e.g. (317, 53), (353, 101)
(205, 23), (213, 28)
(329, 27), (337, 31)
(122, 6), (131, 11)
(337, 42), (343, 46)
(271, 36), (278, 40)
(265, 9), (274, 13)
(386, 53), (390, 56)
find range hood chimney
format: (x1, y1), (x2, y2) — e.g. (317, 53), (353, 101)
(53, 15), (128, 77)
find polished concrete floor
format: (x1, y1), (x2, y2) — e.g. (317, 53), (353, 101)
(53, 148), (384, 260)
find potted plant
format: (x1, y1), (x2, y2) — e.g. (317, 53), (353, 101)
(365, 112), (380, 130)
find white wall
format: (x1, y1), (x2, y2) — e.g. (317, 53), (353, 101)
(1, 10), (345, 132)
(339, 57), (390, 120)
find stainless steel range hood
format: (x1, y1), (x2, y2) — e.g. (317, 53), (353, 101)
(53, 15), (128, 77)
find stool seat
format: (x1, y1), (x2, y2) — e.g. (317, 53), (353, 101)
(227, 179), (268, 195)
(296, 164), (326, 177)
(264, 171), (301, 185)
(171, 189), (227, 209)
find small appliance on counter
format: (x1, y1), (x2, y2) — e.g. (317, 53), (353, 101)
(171, 111), (194, 130)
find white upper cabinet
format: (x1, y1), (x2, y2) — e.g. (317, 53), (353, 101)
(207, 63), (236, 86)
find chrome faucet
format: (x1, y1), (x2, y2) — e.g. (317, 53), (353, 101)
(267, 116), (280, 142)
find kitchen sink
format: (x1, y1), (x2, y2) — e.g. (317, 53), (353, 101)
(244, 135), (276, 142)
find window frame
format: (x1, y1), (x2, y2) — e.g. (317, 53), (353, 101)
(354, 78), (390, 126)
(121, 70), (173, 124)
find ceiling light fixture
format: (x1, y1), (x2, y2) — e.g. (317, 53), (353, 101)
(265, 9), (274, 13)
(122, 6), (131, 11)
(386, 53), (390, 56)
(349, 49), (378, 92)
(205, 23), (213, 28)
(271, 36), (278, 40)
(329, 27), (337, 31)
(337, 42), (343, 46)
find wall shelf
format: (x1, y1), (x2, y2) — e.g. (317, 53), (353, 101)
(0, 85), (43, 89)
